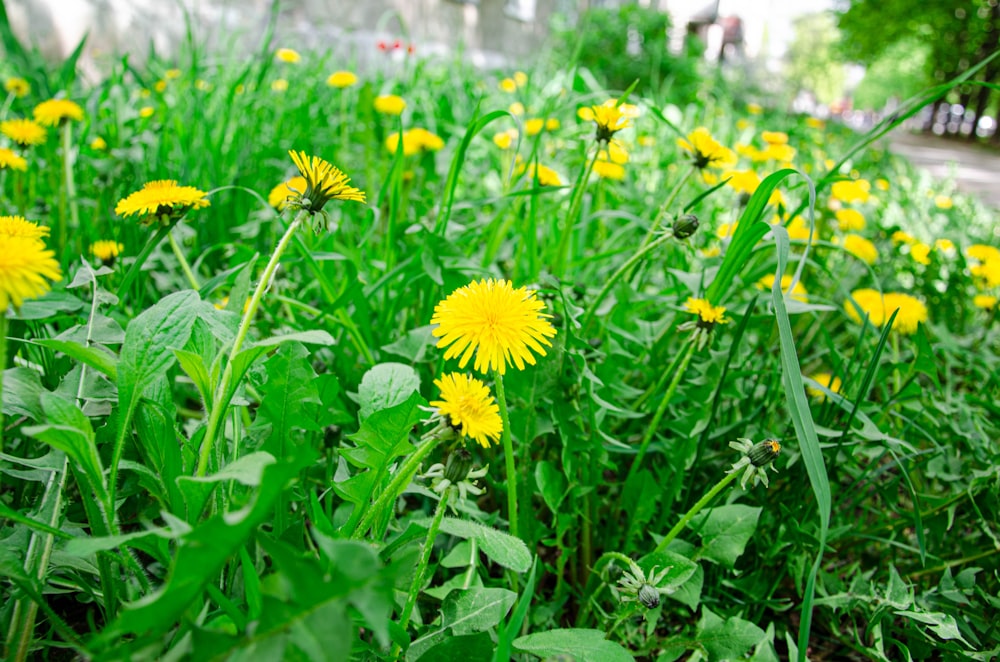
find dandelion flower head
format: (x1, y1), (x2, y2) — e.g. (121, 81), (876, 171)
(678, 127), (737, 169)
(835, 234), (879, 265)
(1, 118), (47, 146)
(845, 289), (927, 335)
(430, 373), (503, 448)
(268, 176), (308, 211)
(4, 77), (30, 97)
(583, 99), (636, 143)
(806, 373), (842, 401)
(275, 48), (301, 63)
(684, 297), (729, 325)
(90, 240), (124, 263)
(33, 98), (84, 127)
(326, 71), (358, 88)
(0, 148), (28, 172)
(0, 216), (49, 241)
(288, 150), (366, 214)
(520, 163), (562, 187)
(431, 278), (557, 375)
(115, 179), (210, 226)
(757, 273), (808, 302)
(831, 179), (871, 205)
(374, 94), (406, 116)
(835, 208), (866, 232)
(0, 234), (62, 311)
(385, 128), (444, 156)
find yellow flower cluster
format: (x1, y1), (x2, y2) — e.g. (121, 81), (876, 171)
(845, 289), (927, 335)
(0, 216), (62, 311)
(385, 128), (445, 156)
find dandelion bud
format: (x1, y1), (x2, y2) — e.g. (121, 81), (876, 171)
(672, 214), (699, 239)
(638, 583), (661, 609)
(748, 439), (781, 467)
(443, 448), (474, 484)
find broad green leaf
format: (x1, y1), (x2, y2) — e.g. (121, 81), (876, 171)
(381, 325), (436, 363)
(173, 348), (212, 408)
(176, 452), (277, 520)
(11, 290), (84, 320)
(512, 628), (634, 662)
(227, 329), (334, 408)
(424, 517), (532, 573)
(248, 342), (322, 457)
(34, 338), (118, 380)
(894, 610), (967, 643)
(1, 367), (45, 420)
(690, 505), (762, 569)
(534, 460), (567, 513)
(408, 588), (516, 661)
(636, 550), (698, 591)
(697, 608), (766, 662)
(357, 362), (421, 421)
(64, 524), (185, 557)
(417, 633), (494, 662)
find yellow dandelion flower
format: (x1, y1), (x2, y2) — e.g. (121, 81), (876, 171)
(268, 176), (308, 211)
(373, 94), (406, 115)
(746, 103), (763, 115)
(700, 246), (721, 258)
(806, 373), (842, 400)
(678, 127), (737, 169)
(606, 141), (629, 164)
(386, 128), (445, 156)
(1, 118), (47, 146)
(910, 242), (931, 266)
(90, 240), (123, 263)
(736, 118), (751, 130)
(934, 195), (953, 210)
(684, 297), (729, 324)
(431, 278), (557, 376)
(499, 78), (517, 93)
(271, 79), (288, 92)
(761, 130), (788, 145)
(836, 234), (879, 265)
(757, 273), (808, 302)
(835, 208), (866, 232)
(115, 179), (210, 226)
(139, 106), (154, 118)
(971, 259), (1000, 288)
(805, 117), (826, 130)
(891, 230), (916, 246)
(831, 179), (871, 204)
(545, 118), (560, 131)
(288, 150), (366, 214)
(973, 294), (997, 310)
(762, 142), (796, 162)
(33, 98), (84, 127)
(0, 147), (27, 172)
(967, 244), (1000, 265)
(326, 71), (358, 88)
(154, 80), (167, 93)
(430, 373), (503, 448)
(520, 163), (562, 187)
(0, 216), (49, 240)
(726, 169), (761, 195)
(509, 102), (525, 116)
(492, 128), (518, 150)
(715, 222), (738, 239)
(90, 136), (107, 150)
(275, 48), (301, 63)
(4, 77), (30, 97)
(587, 99), (634, 143)
(524, 118), (545, 136)
(875, 178), (890, 191)
(934, 238), (955, 256)
(782, 215), (813, 242)
(0, 234), (62, 311)
(593, 152), (625, 180)
(845, 289), (927, 335)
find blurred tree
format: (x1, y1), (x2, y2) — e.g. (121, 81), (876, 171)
(851, 38), (929, 110)
(837, 0), (1000, 143)
(785, 12), (846, 107)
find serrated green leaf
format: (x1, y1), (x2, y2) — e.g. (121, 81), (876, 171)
(513, 628), (634, 662)
(407, 588), (516, 660)
(358, 362), (421, 421)
(423, 517), (532, 573)
(697, 607), (766, 662)
(248, 342), (322, 457)
(691, 505), (761, 569)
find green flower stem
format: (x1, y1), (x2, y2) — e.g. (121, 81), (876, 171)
(553, 146), (600, 279)
(493, 370), (519, 540)
(167, 231), (200, 290)
(638, 165), (694, 252)
(60, 121), (79, 258)
(195, 210), (307, 477)
(394, 487), (450, 655)
(350, 432), (447, 539)
(652, 469), (739, 555)
(0, 314), (7, 458)
(623, 339), (696, 488)
(116, 225), (171, 301)
(580, 233), (674, 334)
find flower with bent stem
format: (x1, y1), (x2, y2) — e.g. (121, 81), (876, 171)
(286, 150), (366, 230)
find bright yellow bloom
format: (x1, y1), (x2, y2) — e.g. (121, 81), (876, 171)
(386, 128), (445, 156)
(934, 238), (955, 255)
(875, 178), (890, 191)
(836, 234), (879, 265)
(593, 152), (625, 180)
(499, 78), (517, 93)
(288, 150), (366, 212)
(607, 141), (629, 164)
(1, 118), (46, 146)
(430, 373), (503, 448)
(971, 259), (1000, 288)
(805, 117), (826, 130)
(761, 130), (788, 145)
(154, 80), (167, 93)
(782, 215), (813, 242)
(834, 208), (866, 231)
(0, 216), (48, 240)
(275, 48), (300, 63)
(492, 128), (518, 150)
(831, 179), (871, 204)
(509, 102), (525, 116)
(746, 103), (763, 115)
(973, 294), (997, 310)
(761, 142), (796, 162)
(910, 242), (931, 266)
(725, 169), (761, 195)
(0, 147), (27, 171)
(90, 136), (107, 150)
(270, 79), (288, 92)
(684, 297), (729, 324)
(524, 118), (545, 136)
(934, 195), (953, 210)
(845, 289), (927, 335)
(584, 99), (636, 143)
(326, 71), (358, 88)
(90, 240), (123, 263)
(33, 98), (84, 127)
(677, 127), (737, 169)
(268, 176), (308, 211)
(520, 163), (562, 187)
(0, 234), (62, 311)
(431, 278), (557, 375)
(806, 373), (842, 400)
(139, 106), (154, 118)
(715, 222), (737, 240)
(115, 180), (210, 226)
(757, 273), (808, 302)
(967, 244), (1000, 264)
(545, 118), (560, 131)
(891, 230), (916, 246)
(4, 77), (29, 97)
(374, 94), (406, 115)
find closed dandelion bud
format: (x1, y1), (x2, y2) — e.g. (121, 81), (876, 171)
(638, 583), (661, 609)
(672, 213), (699, 239)
(748, 439), (781, 467)
(443, 448), (474, 484)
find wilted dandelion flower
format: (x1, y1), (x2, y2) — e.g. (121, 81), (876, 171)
(33, 98), (84, 127)
(835, 234), (878, 265)
(429, 373), (503, 448)
(1, 118), (47, 146)
(615, 558), (674, 609)
(115, 179), (210, 227)
(90, 240), (123, 264)
(677, 127), (737, 169)
(275, 47), (300, 63)
(728, 438), (780, 489)
(374, 94), (406, 115)
(0, 234), (62, 311)
(806, 373), (842, 400)
(757, 273), (808, 302)
(845, 289), (927, 335)
(268, 176), (308, 211)
(287, 150), (366, 216)
(834, 208), (866, 232)
(326, 71), (358, 88)
(4, 77), (29, 97)
(0, 148), (27, 172)
(431, 278), (557, 375)
(0, 216), (49, 240)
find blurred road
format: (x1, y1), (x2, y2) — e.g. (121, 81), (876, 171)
(888, 130), (1000, 209)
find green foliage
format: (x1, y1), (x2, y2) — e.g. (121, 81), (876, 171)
(784, 11), (846, 106)
(852, 38), (931, 110)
